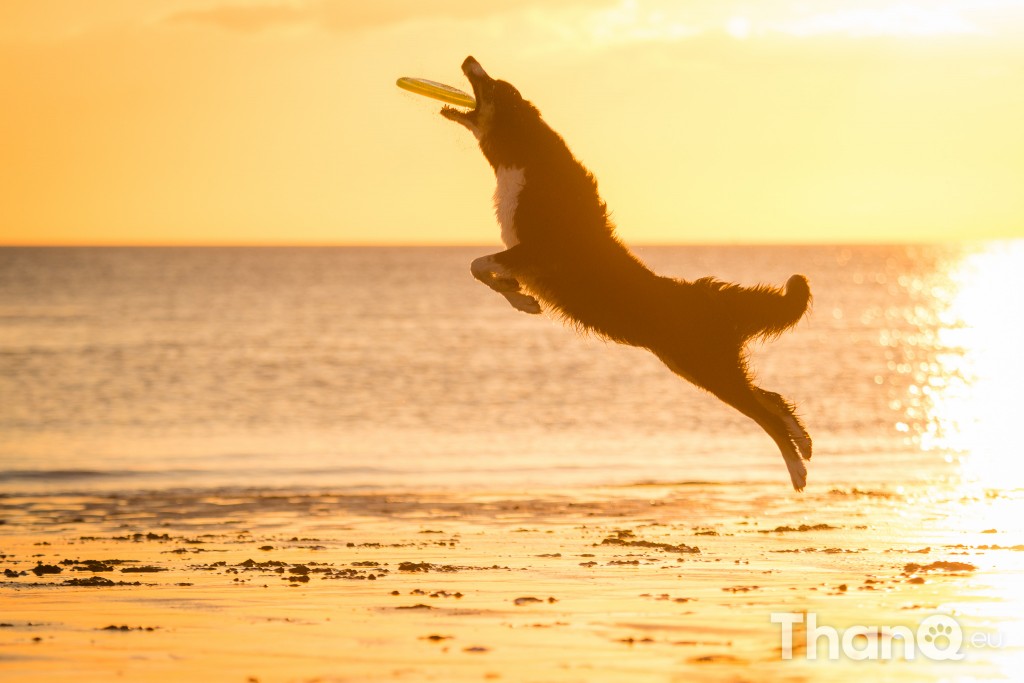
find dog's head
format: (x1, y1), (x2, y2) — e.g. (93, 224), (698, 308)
(441, 56), (540, 167)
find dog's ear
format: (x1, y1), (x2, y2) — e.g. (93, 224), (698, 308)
(494, 81), (523, 103)
(494, 80), (535, 132)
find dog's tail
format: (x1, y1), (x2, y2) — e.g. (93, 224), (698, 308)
(700, 274), (811, 342)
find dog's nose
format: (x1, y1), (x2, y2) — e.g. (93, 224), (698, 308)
(462, 56), (488, 79)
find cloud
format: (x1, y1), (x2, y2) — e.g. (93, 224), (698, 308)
(161, 0), (618, 35)
(766, 4), (985, 38)
(156, 0), (1024, 57)
(163, 3), (312, 33)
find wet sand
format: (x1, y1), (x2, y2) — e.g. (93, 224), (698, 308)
(2, 483), (1023, 682)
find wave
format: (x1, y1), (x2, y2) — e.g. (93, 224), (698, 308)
(0, 469), (147, 481)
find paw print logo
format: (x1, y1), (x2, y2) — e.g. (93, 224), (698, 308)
(918, 614), (965, 661)
(925, 623), (954, 645)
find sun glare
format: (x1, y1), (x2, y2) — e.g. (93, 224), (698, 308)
(919, 242), (1024, 491)
(573, 0), (990, 45)
(772, 4), (983, 37)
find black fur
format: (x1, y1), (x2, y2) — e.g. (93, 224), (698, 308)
(440, 57), (813, 490)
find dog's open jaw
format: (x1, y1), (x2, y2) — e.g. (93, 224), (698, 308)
(440, 56), (492, 139)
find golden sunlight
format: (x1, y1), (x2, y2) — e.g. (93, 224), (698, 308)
(920, 242), (1024, 490)
(1, 0), (1022, 245)
(6, 4), (1024, 681)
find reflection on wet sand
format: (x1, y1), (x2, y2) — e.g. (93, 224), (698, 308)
(1, 482), (1022, 682)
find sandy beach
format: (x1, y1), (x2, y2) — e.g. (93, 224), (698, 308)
(2, 481), (1022, 682)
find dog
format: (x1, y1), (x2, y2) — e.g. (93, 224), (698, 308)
(440, 56), (813, 490)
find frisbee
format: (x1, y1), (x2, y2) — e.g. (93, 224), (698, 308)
(396, 77), (476, 109)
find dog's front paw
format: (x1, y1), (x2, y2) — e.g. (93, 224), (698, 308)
(504, 292), (542, 314)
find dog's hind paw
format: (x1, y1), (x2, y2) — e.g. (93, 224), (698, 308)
(783, 452), (807, 492)
(504, 291), (542, 314)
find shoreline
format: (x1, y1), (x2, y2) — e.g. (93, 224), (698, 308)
(2, 483), (1022, 681)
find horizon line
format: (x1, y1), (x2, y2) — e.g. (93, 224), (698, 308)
(2, 237), (1019, 249)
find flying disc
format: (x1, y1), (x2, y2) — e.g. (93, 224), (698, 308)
(396, 77), (476, 108)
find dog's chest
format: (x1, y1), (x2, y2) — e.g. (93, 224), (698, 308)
(493, 166), (526, 248)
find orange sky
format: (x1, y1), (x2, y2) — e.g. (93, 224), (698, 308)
(1, 0), (1023, 245)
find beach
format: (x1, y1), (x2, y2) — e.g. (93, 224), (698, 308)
(3, 481), (1023, 682)
(4, 244), (1024, 680)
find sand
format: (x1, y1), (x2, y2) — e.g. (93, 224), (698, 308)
(2, 482), (1023, 682)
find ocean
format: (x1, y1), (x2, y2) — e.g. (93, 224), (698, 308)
(2, 243), (1021, 495)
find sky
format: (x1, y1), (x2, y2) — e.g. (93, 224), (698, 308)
(1, 0), (1023, 245)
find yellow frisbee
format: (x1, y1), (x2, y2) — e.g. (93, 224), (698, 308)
(396, 77), (476, 109)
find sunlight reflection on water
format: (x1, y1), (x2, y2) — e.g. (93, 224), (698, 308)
(831, 242), (1024, 679)
(905, 241), (1024, 492)
(2, 244), (1022, 494)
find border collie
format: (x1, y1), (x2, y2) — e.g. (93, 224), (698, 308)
(440, 57), (813, 490)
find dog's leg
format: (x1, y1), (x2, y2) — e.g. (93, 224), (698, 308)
(718, 384), (808, 491)
(470, 250), (542, 314)
(754, 388), (812, 461)
(656, 353), (807, 491)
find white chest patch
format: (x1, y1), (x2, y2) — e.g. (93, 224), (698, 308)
(493, 166), (525, 248)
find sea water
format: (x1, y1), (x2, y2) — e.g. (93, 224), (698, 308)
(2, 244), (1020, 494)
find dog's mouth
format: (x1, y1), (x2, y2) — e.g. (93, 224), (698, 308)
(460, 56), (492, 103)
(440, 56), (491, 126)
